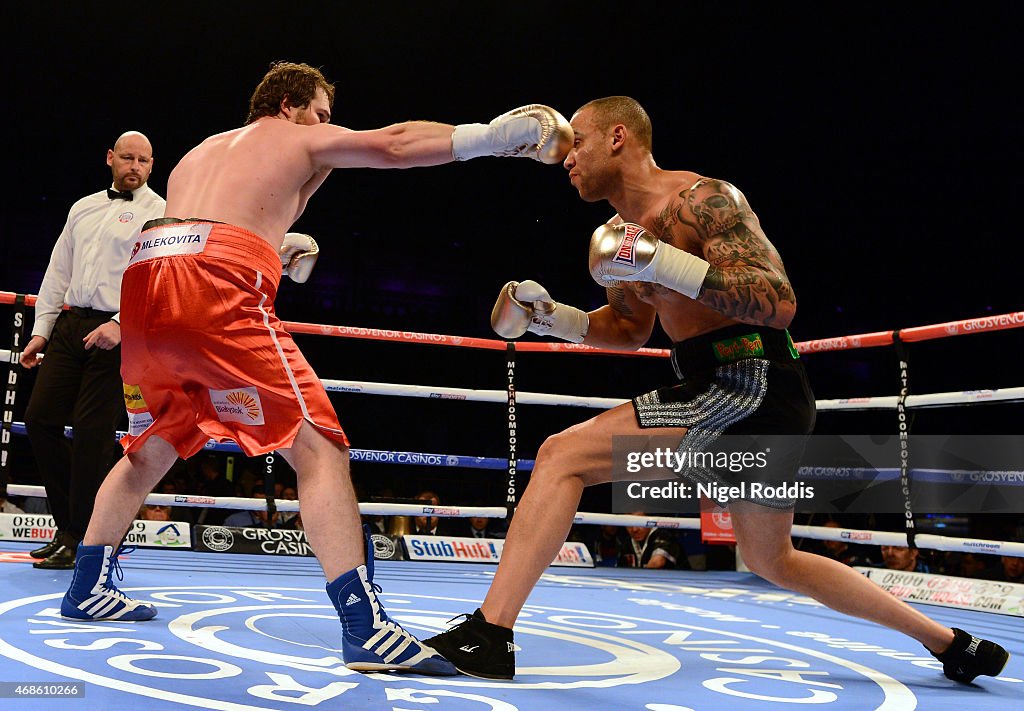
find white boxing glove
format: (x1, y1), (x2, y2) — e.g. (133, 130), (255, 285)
(491, 280), (589, 343)
(452, 104), (573, 164)
(588, 223), (710, 298)
(280, 232), (319, 283)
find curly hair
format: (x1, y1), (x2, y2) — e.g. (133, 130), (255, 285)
(246, 61), (336, 124)
(575, 96), (653, 152)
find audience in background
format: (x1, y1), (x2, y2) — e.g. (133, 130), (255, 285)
(620, 516), (684, 569)
(279, 485), (299, 526)
(360, 484), (392, 536)
(453, 514), (506, 539)
(413, 490), (444, 535)
(678, 530), (709, 571)
(1000, 555), (1024, 584)
(879, 545), (930, 573)
(0, 494), (25, 514)
(223, 492), (286, 529)
(138, 504), (172, 521)
(588, 525), (629, 567)
(819, 519), (880, 567)
(156, 477), (194, 523)
(194, 456), (233, 525)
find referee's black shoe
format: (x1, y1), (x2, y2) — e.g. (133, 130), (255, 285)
(33, 544), (76, 570)
(929, 628), (1010, 683)
(30, 534), (64, 559)
(423, 608), (515, 680)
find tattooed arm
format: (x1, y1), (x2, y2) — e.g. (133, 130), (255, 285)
(583, 283), (658, 350)
(684, 178), (796, 328)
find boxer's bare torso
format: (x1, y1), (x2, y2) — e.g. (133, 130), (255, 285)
(611, 170), (795, 342)
(164, 118), (333, 251)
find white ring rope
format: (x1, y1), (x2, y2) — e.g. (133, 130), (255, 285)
(4, 484), (505, 519)
(814, 387), (1024, 411)
(4, 349), (1020, 411)
(325, 377), (1024, 411)
(572, 512), (700, 529)
(789, 524), (1024, 557)
(323, 378), (626, 409)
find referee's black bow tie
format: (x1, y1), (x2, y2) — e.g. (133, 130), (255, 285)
(107, 188), (133, 201)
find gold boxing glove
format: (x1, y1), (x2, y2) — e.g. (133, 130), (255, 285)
(280, 232), (319, 283)
(491, 280), (589, 343)
(588, 223), (709, 298)
(453, 105), (573, 164)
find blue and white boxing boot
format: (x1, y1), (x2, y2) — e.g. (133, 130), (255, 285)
(61, 544), (157, 621)
(327, 525), (456, 675)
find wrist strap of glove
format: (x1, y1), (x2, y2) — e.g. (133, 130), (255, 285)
(451, 124), (491, 161)
(652, 244), (710, 299)
(529, 303), (589, 343)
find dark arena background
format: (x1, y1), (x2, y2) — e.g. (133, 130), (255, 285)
(1, 3), (1021, 710)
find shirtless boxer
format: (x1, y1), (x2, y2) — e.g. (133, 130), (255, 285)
(59, 61), (571, 676)
(425, 96), (1009, 683)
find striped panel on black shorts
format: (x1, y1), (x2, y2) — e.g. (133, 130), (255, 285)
(633, 358), (793, 509)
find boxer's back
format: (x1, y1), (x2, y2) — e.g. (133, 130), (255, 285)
(165, 119), (322, 250)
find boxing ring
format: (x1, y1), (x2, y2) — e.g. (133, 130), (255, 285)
(1, 291), (1023, 710)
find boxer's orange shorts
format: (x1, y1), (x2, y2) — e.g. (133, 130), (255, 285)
(119, 220), (348, 459)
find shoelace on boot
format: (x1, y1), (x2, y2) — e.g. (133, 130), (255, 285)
(443, 612), (474, 628)
(104, 546), (136, 591)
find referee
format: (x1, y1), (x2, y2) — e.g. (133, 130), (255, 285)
(19, 131), (165, 569)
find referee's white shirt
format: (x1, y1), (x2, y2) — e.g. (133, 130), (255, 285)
(32, 184), (166, 340)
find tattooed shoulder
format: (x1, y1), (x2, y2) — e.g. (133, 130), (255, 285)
(681, 179), (797, 326)
(683, 178), (754, 239)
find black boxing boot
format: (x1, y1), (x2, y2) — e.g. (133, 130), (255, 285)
(929, 627), (1010, 683)
(423, 608), (516, 680)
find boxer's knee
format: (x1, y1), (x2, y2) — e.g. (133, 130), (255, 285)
(533, 430), (597, 488)
(741, 539), (799, 584)
(742, 548), (782, 580)
(126, 435), (178, 474)
(290, 420), (349, 460)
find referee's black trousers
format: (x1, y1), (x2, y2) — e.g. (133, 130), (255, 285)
(24, 308), (125, 546)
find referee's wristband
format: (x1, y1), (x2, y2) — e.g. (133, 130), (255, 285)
(110, 318), (120, 325)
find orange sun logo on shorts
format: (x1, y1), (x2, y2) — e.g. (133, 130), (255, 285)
(209, 386), (266, 426)
(226, 391), (261, 420)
